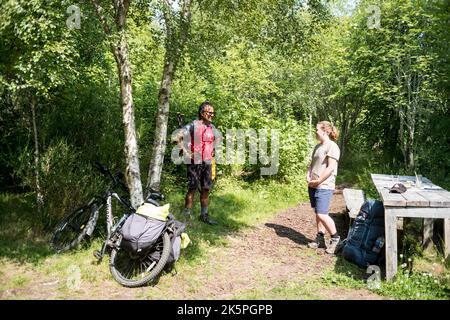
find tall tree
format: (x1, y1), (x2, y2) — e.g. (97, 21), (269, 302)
(91, 0), (143, 207)
(147, 0), (192, 191)
(354, 0), (441, 170)
(0, 0), (80, 215)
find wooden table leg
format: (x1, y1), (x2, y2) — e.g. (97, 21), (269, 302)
(423, 218), (434, 251)
(445, 218), (450, 260)
(385, 210), (398, 281)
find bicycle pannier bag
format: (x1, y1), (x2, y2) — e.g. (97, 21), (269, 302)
(120, 213), (165, 254)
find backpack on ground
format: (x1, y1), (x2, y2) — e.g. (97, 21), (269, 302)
(341, 199), (385, 268)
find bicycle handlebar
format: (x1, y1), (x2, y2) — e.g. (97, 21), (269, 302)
(95, 161), (166, 205)
(94, 161), (128, 193)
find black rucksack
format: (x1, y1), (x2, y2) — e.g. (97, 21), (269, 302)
(342, 200), (385, 268)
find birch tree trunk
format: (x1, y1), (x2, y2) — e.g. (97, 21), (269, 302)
(91, 0), (143, 208)
(30, 94), (44, 215)
(147, 0), (192, 192)
(396, 64), (421, 171)
(147, 59), (175, 191)
(114, 32), (144, 208)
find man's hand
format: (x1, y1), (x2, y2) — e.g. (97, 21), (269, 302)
(178, 143), (192, 159)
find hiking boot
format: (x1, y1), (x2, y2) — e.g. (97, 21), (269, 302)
(308, 233), (326, 249)
(182, 208), (192, 222)
(199, 213), (218, 225)
(325, 236), (341, 254)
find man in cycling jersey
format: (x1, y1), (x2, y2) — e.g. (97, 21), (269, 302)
(174, 101), (220, 225)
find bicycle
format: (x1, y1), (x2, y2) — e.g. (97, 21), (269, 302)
(50, 162), (173, 287)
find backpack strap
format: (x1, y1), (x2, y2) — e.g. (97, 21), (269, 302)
(183, 121), (195, 137)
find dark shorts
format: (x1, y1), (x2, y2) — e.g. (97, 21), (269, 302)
(187, 163), (212, 190)
(308, 187), (334, 215)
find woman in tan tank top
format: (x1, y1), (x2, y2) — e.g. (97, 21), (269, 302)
(306, 121), (341, 254)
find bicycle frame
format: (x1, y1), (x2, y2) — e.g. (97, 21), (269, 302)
(95, 190), (134, 262)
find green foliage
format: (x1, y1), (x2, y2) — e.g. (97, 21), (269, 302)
(322, 256), (450, 300)
(321, 256), (371, 290)
(0, 0), (449, 290)
(0, 0), (81, 97)
(12, 139), (108, 229)
(376, 269), (450, 300)
(0, 193), (52, 264)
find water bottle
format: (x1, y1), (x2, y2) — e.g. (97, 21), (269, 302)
(372, 237), (384, 253)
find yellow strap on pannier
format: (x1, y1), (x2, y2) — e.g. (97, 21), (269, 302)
(136, 203), (170, 221)
(180, 232), (191, 249)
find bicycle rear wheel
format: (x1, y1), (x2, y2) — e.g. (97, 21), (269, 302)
(50, 204), (99, 253)
(110, 232), (171, 288)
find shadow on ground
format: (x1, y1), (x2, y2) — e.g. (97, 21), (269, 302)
(0, 193), (53, 264)
(177, 191), (255, 262)
(264, 223), (313, 246)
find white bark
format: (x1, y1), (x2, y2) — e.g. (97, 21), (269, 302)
(148, 59), (175, 191)
(31, 95), (44, 213)
(396, 55), (420, 171)
(114, 34), (144, 208)
(147, 0), (192, 192)
(92, 0), (143, 208)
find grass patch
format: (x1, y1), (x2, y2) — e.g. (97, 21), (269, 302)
(0, 177), (308, 299)
(375, 269), (450, 300)
(321, 257), (367, 290)
(165, 177), (308, 266)
(0, 193), (53, 264)
(321, 255), (450, 299)
(233, 279), (324, 300)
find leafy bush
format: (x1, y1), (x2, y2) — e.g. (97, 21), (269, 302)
(14, 139), (107, 230)
(376, 269), (450, 300)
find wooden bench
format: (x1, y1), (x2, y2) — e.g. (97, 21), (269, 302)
(343, 188), (366, 220)
(343, 188), (404, 230)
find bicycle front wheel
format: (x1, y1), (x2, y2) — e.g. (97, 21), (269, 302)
(110, 232), (171, 288)
(50, 204), (99, 253)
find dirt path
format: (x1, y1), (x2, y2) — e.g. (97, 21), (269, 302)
(0, 189), (383, 300)
(170, 188), (382, 299)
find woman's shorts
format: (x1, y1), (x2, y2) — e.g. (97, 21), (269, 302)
(308, 187), (334, 215)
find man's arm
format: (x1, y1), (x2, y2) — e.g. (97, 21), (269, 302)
(172, 124), (192, 158)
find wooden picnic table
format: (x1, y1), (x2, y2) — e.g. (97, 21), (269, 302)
(371, 173), (450, 281)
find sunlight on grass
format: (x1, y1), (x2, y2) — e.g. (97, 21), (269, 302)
(0, 177), (309, 299)
(2, 176), (449, 300)
(233, 279), (324, 300)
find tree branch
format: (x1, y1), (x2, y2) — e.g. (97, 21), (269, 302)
(91, 0), (112, 35)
